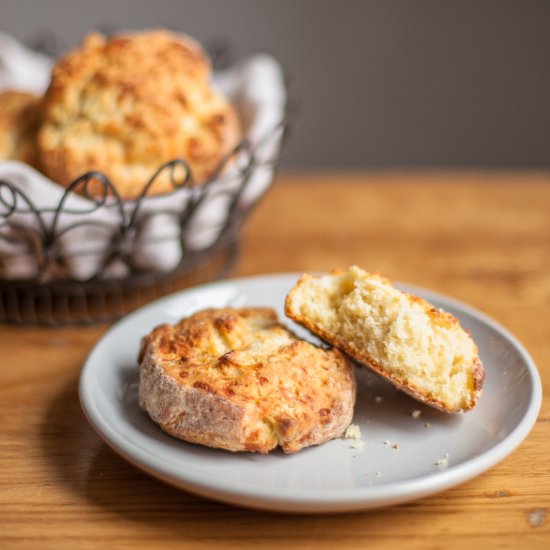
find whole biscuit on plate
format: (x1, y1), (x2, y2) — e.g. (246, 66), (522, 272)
(38, 30), (241, 199)
(285, 266), (485, 413)
(138, 307), (356, 453)
(0, 90), (41, 167)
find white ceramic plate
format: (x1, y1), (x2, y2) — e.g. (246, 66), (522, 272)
(79, 274), (542, 513)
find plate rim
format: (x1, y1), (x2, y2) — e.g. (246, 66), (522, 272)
(79, 272), (543, 512)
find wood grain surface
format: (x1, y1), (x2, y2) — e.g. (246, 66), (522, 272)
(1, 172), (548, 549)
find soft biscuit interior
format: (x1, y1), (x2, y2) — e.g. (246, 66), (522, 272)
(286, 266), (481, 412)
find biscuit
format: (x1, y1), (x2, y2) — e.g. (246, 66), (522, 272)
(38, 30), (241, 199)
(0, 90), (41, 167)
(285, 266), (485, 413)
(138, 307), (356, 453)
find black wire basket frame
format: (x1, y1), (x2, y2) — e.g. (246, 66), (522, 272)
(0, 118), (289, 325)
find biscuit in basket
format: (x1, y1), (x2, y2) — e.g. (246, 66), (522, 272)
(0, 90), (41, 167)
(38, 30), (241, 199)
(138, 307), (356, 453)
(285, 266), (485, 413)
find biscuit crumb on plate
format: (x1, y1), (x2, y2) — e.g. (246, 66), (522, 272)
(344, 423), (361, 439)
(435, 455), (450, 469)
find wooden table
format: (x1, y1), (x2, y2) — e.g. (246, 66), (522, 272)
(1, 172), (549, 549)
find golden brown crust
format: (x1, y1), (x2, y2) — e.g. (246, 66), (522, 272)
(138, 307), (356, 453)
(38, 30), (241, 199)
(285, 271), (485, 413)
(0, 90), (42, 167)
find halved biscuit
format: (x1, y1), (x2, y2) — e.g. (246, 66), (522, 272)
(285, 266), (485, 413)
(138, 307), (355, 453)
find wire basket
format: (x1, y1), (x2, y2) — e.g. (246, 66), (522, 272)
(0, 121), (289, 325)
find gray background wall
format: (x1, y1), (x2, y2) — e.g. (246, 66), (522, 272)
(2, 0), (549, 169)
